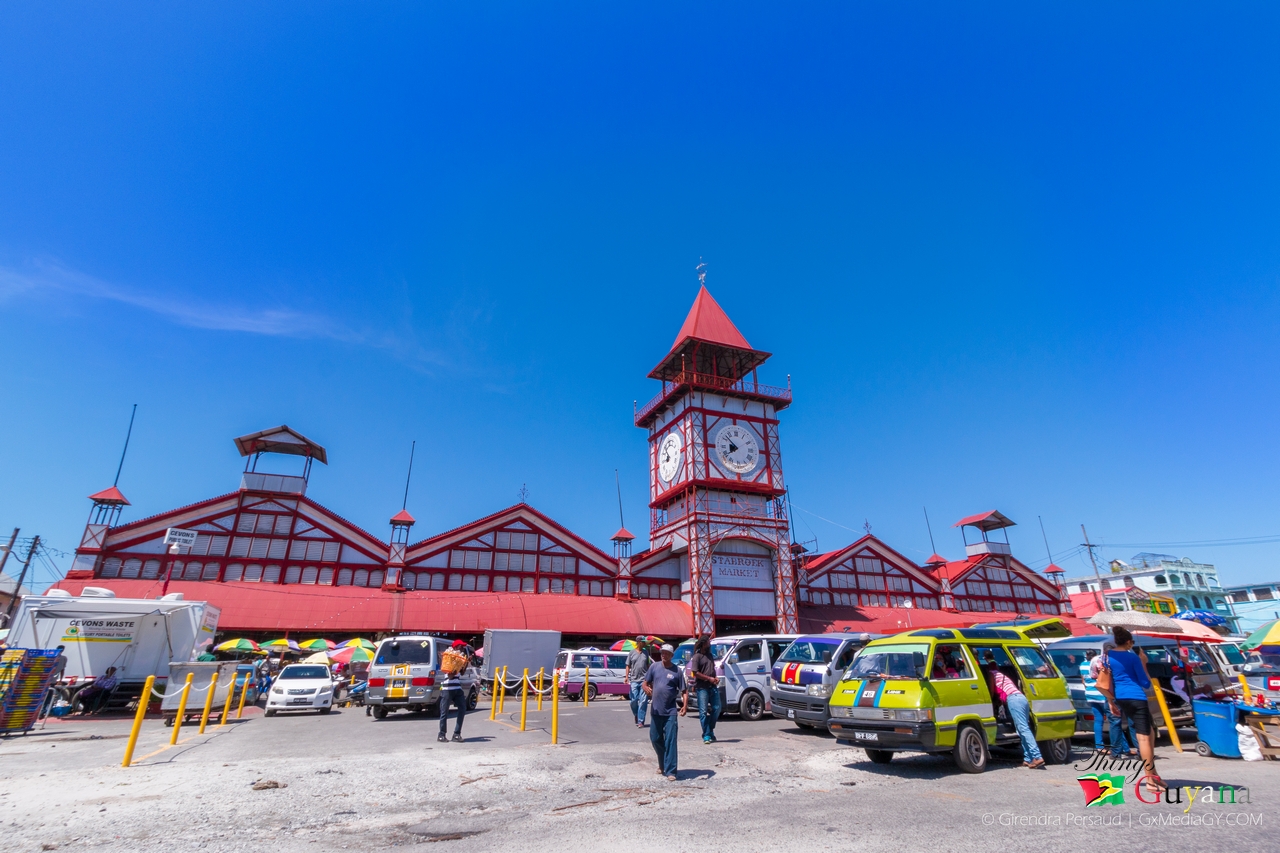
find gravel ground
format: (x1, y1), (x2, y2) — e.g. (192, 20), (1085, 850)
(1, 697), (1272, 852)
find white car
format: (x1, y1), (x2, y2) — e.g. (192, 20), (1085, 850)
(265, 664), (335, 716)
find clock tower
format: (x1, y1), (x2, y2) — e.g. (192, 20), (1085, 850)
(635, 278), (797, 635)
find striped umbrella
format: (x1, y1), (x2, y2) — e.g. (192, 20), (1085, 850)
(340, 638), (377, 651)
(330, 645), (375, 665)
(261, 639), (300, 652)
(215, 638), (261, 653)
(299, 638), (336, 651)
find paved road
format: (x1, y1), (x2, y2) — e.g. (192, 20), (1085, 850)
(0, 695), (1271, 852)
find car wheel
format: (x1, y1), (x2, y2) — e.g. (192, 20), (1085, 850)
(864, 749), (894, 764)
(320, 706), (332, 715)
(265, 710), (277, 717)
(372, 706), (388, 720)
(738, 690), (765, 722)
(467, 688), (479, 711)
(1044, 738), (1072, 764)
(585, 683), (599, 702)
(954, 724), (988, 774)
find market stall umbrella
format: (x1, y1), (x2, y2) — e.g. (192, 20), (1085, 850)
(1241, 619), (1280, 651)
(299, 638), (336, 651)
(609, 635), (665, 652)
(262, 639), (300, 652)
(1088, 610), (1184, 633)
(1138, 619), (1224, 643)
(302, 651), (332, 664)
(330, 645), (375, 665)
(215, 638), (261, 654)
(339, 638), (376, 652)
(1173, 609), (1227, 628)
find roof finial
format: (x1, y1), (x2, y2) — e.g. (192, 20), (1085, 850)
(864, 519), (873, 536)
(518, 483), (529, 504)
(696, 257), (707, 287)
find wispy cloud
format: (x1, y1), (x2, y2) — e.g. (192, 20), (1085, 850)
(0, 258), (367, 341)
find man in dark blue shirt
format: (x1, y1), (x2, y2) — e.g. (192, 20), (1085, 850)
(642, 644), (687, 781)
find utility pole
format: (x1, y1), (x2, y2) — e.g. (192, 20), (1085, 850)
(1080, 525), (1104, 614)
(4, 535), (38, 622)
(0, 527), (18, 581)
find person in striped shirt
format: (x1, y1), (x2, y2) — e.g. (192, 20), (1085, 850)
(1081, 645), (1133, 757)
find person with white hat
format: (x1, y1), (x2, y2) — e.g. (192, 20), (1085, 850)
(642, 643), (687, 781)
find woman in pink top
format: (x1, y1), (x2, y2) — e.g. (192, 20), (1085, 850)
(983, 652), (1044, 769)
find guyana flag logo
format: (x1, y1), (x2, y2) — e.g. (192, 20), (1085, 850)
(1077, 774), (1125, 807)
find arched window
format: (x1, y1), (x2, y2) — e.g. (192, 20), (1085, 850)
(1191, 595), (1201, 608)
(448, 574), (462, 590)
(202, 563), (221, 581)
(538, 577), (550, 593)
(1154, 575), (1167, 585)
(1176, 597), (1189, 610)
(244, 564), (263, 582)
(354, 569), (369, 587)
(521, 577), (535, 593)
(369, 570), (384, 587)
(476, 575), (490, 591)
(301, 566), (318, 584)
(284, 566), (301, 584)
(1078, 583), (1090, 593)
(225, 563), (245, 582)
(432, 574), (446, 590)
(402, 572), (417, 590)
(318, 567), (334, 585)
(462, 575), (477, 591)
(603, 581), (614, 596)
(337, 568), (353, 586)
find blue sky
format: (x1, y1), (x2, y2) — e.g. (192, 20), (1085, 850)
(3, 3), (1280, 591)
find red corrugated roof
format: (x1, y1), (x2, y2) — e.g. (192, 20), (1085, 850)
(670, 286), (752, 351)
(45, 579), (693, 638)
(800, 605), (1092, 637)
(88, 486), (130, 505)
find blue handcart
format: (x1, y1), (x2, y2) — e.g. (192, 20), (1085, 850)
(1193, 698), (1280, 758)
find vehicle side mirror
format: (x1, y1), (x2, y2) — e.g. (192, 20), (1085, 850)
(729, 654), (740, 664)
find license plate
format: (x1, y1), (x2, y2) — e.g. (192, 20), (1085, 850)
(289, 699), (311, 705)
(787, 709), (795, 719)
(854, 731), (878, 741)
(392, 679), (406, 688)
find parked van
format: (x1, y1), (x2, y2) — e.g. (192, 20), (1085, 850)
(827, 627), (1076, 773)
(556, 649), (631, 701)
(366, 635), (480, 720)
(1208, 641), (1248, 677)
(769, 633), (881, 728)
(703, 634), (797, 721)
(1045, 634), (1234, 733)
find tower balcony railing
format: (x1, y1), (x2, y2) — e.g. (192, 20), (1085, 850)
(635, 371), (792, 425)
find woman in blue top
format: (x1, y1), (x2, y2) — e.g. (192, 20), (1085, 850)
(1098, 627), (1166, 793)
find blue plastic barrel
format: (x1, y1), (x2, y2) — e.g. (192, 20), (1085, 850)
(1192, 698), (1241, 759)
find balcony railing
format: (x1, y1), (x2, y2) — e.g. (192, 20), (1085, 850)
(635, 371), (792, 425)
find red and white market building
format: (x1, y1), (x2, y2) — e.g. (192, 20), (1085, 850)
(50, 287), (1082, 641)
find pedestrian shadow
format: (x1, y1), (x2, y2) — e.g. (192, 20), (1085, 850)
(678, 769), (717, 781)
(709, 738), (742, 744)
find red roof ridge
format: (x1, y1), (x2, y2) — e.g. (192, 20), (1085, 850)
(671, 286), (752, 352)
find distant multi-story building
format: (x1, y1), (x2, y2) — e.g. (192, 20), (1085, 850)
(1222, 582), (1280, 636)
(1064, 552), (1230, 623)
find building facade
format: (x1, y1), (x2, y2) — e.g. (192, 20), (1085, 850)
(1223, 582), (1280, 636)
(1065, 553), (1229, 618)
(51, 285), (1075, 640)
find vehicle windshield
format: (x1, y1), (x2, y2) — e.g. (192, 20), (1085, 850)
(1219, 644), (1246, 665)
(777, 640), (842, 664)
(671, 644), (695, 666)
(375, 639), (434, 666)
(279, 666), (329, 680)
(709, 642), (736, 662)
(1047, 649), (1089, 681)
(844, 644), (930, 680)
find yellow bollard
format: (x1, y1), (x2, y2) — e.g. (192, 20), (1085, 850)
(198, 670), (219, 733)
(236, 671), (251, 719)
(218, 670), (237, 727)
(583, 666), (589, 706)
(519, 667), (529, 731)
(498, 666), (508, 715)
(170, 672), (194, 745)
(489, 665), (499, 721)
(537, 667), (545, 711)
(1151, 682), (1182, 753)
(121, 675), (155, 767)
(551, 671), (559, 744)
(1239, 674), (1253, 702)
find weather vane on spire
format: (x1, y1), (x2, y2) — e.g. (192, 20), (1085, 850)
(696, 257), (707, 287)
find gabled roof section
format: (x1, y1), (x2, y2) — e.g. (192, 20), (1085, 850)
(933, 554), (1063, 598)
(405, 503), (616, 571)
(800, 534), (940, 591)
(88, 486), (130, 506)
(954, 510), (1014, 531)
(671, 286), (752, 351)
(234, 425), (328, 465)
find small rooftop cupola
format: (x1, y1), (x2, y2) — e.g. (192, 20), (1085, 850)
(385, 509), (415, 590)
(1043, 562), (1073, 615)
(954, 510), (1015, 557)
(611, 527), (635, 599)
(234, 425), (327, 495)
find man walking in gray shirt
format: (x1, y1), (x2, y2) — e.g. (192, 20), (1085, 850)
(626, 636), (651, 727)
(642, 644), (687, 781)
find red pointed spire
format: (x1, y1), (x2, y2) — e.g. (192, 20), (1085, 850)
(925, 553), (947, 565)
(611, 527), (635, 542)
(88, 486), (130, 506)
(390, 509), (416, 526)
(670, 286), (752, 352)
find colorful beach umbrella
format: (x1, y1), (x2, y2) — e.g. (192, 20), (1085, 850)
(1242, 619), (1280, 651)
(215, 638), (261, 653)
(330, 645), (375, 664)
(299, 638), (336, 651)
(609, 635), (664, 652)
(1173, 609), (1227, 628)
(262, 638), (300, 652)
(340, 638), (376, 651)
(302, 651), (332, 664)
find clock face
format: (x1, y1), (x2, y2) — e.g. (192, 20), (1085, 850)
(657, 431), (683, 483)
(714, 423), (759, 475)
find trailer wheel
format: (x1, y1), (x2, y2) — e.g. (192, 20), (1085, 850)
(163, 716), (174, 728)
(265, 710), (277, 717)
